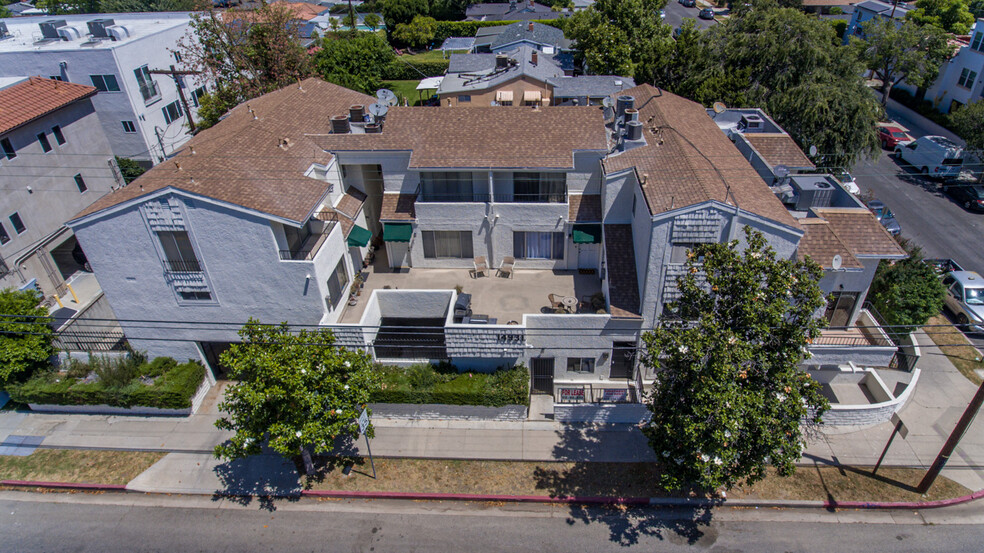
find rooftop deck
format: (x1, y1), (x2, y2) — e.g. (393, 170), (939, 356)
(339, 259), (603, 324)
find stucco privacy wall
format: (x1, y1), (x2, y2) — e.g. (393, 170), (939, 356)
(524, 314), (641, 379)
(71, 194), (333, 358)
(554, 403), (651, 423)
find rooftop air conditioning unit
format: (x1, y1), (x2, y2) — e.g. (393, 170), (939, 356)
(106, 25), (130, 41)
(57, 26), (83, 41)
(739, 113), (764, 132)
(790, 176), (834, 211)
(87, 18), (116, 38)
(39, 20), (67, 40)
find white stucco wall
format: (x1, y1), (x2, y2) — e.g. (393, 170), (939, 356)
(524, 314), (641, 380)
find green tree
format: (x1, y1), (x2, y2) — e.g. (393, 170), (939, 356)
(381, 0), (428, 28)
(950, 100), (984, 155)
(650, 19), (710, 96)
(392, 15), (437, 49)
(0, 5), (11, 17)
(114, 156), (146, 184)
(0, 289), (54, 388)
(214, 320), (381, 469)
(98, 0), (202, 13)
(641, 227), (829, 491)
(970, 0), (984, 18)
(430, 0), (471, 20)
(313, 31), (395, 94)
(566, 0), (672, 79)
(176, 4), (311, 108)
(909, 0), (975, 34)
(35, 0), (99, 14)
(363, 12), (381, 31)
(855, 18), (952, 107)
(342, 12), (358, 29)
(869, 241), (944, 339)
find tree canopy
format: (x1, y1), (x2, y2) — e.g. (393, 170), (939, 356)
(950, 100), (984, 155)
(869, 240), (944, 339)
(0, 289), (54, 388)
(313, 31), (395, 94)
(641, 227), (829, 491)
(392, 15), (438, 49)
(853, 18), (952, 107)
(381, 0), (429, 28)
(565, 0), (672, 78)
(214, 321), (381, 463)
(909, 0), (976, 34)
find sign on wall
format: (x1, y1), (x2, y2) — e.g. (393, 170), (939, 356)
(558, 387), (585, 403)
(600, 388), (630, 403)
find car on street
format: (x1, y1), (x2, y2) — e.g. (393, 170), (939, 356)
(866, 199), (901, 236)
(894, 135), (964, 180)
(942, 271), (984, 332)
(660, 9), (666, 19)
(877, 124), (913, 150)
(680, 0), (697, 6)
(699, 7), (715, 19)
(831, 169), (860, 195)
(943, 183), (984, 211)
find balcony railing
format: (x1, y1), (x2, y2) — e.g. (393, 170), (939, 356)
(506, 193), (567, 203)
(279, 216), (336, 261)
(164, 259), (203, 273)
(139, 80), (160, 103)
(417, 193), (493, 203)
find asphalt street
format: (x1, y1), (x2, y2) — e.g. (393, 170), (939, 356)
(4, 492), (984, 552)
(663, 0), (717, 31)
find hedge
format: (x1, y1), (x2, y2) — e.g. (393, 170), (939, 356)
(381, 59), (449, 80)
(7, 357), (206, 410)
(372, 363), (529, 407)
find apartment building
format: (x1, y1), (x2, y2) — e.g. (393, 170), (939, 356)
(0, 13), (209, 165)
(67, 78), (907, 410)
(919, 19), (984, 113)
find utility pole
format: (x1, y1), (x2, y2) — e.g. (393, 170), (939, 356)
(149, 65), (201, 135)
(917, 379), (984, 493)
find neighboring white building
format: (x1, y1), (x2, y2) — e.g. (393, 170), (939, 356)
(0, 13), (210, 165)
(67, 79), (907, 410)
(843, 0), (910, 44)
(917, 20), (984, 113)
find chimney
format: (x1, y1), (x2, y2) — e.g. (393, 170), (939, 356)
(528, 21), (534, 32)
(349, 104), (365, 123)
(331, 115), (350, 134)
(531, 50), (537, 65)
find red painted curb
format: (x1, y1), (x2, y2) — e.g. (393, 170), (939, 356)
(824, 488), (984, 510)
(1, 479), (127, 491)
(301, 489), (652, 505)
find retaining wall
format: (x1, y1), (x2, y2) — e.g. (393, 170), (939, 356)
(369, 402), (528, 421)
(821, 369), (921, 427)
(553, 403), (651, 423)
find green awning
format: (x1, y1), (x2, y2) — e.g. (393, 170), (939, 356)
(383, 223), (413, 242)
(572, 224), (602, 244)
(347, 225), (372, 248)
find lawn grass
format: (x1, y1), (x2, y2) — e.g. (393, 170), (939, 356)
(380, 80), (431, 106)
(923, 315), (984, 385)
(303, 457), (969, 503)
(396, 49), (447, 63)
(0, 449), (164, 485)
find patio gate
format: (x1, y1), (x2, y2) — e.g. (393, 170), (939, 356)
(530, 357), (554, 395)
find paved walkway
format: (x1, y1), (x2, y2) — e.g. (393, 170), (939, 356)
(2, 331), (983, 494)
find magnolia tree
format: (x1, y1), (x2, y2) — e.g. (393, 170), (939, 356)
(641, 227), (830, 491)
(214, 320), (380, 472)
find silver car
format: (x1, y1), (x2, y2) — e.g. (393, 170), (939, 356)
(942, 271), (984, 332)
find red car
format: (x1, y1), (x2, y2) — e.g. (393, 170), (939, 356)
(877, 125), (913, 149)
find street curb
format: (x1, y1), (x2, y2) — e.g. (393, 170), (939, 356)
(0, 479), (127, 491)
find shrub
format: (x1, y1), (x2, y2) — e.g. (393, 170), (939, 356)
(0, 288), (54, 388)
(372, 362), (529, 406)
(830, 19), (848, 41)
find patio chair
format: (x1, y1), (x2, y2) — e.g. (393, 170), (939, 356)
(548, 293), (564, 311)
(497, 256), (515, 278)
(473, 256), (489, 278)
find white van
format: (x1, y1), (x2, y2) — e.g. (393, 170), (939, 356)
(895, 135), (964, 180)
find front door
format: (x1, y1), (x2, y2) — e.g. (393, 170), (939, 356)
(825, 292), (859, 327)
(387, 242), (410, 270)
(530, 357), (555, 395)
(577, 243), (599, 271)
(610, 342), (636, 380)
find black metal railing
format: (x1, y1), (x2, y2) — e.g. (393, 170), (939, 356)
(506, 193), (567, 203)
(54, 329), (128, 352)
(164, 259), (202, 273)
(417, 193), (492, 203)
(279, 218), (336, 261)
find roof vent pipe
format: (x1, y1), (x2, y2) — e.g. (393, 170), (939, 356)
(331, 115), (350, 134)
(626, 120), (643, 141)
(624, 108), (639, 123)
(616, 95), (634, 119)
(349, 104), (365, 122)
(528, 21), (534, 32)
(531, 50), (537, 65)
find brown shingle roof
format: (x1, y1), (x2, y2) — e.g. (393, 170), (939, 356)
(812, 208), (907, 259)
(742, 133), (815, 170)
(380, 193), (416, 220)
(313, 106), (608, 169)
(73, 79), (374, 223)
(335, 188), (366, 220)
(0, 77), (97, 136)
(604, 224), (641, 319)
(602, 85), (797, 227)
(796, 220), (863, 269)
(569, 194), (602, 222)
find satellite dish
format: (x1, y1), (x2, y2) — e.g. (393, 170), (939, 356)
(832, 254), (842, 270)
(712, 102), (727, 114)
(774, 164), (790, 178)
(376, 89), (398, 107)
(809, 145), (818, 157)
(602, 96), (614, 108)
(367, 103), (389, 119)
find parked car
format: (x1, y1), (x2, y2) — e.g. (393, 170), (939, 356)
(894, 135), (964, 180)
(943, 183), (984, 211)
(831, 169), (860, 195)
(680, 0), (697, 6)
(660, 9), (666, 19)
(699, 7), (715, 19)
(942, 271), (984, 332)
(866, 199), (901, 236)
(876, 124), (913, 150)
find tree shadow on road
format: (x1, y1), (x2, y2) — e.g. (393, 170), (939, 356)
(210, 443), (303, 511)
(532, 423), (722, 547)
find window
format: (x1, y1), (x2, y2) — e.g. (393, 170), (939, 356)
(179, 291), (212, 301)
(972, 32), (984, 52)
(37, 132), (52, 153)
(51, 125), (65, 145)
(567, 357), (595, 373)
(422, 231), (474, 259)
(631, 193), (636, 216)
(121, 120), (137, 133)
(74, 174), (87, 193)
(134, 65), (160, 103)
(157, 231), (200, 272)
(1, 138), (14, 160)
(9, 213), (25, 234)
(48, 75), (63, 81)
(420, 172), (476, 202)
(162, 101), (183, 124)
(513, 231), (564, 259)
(0, 222), (9, 245)
(512, 172), (566, 202)
(325, 258), (349, 310)
(958, 68), (978, 89)
(458, 95), (471, 103)
(191, 86), (207, 107)
(89, 74), (120, 92)
(173, 51), (182, 63)
(499, 100), (513, 106)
